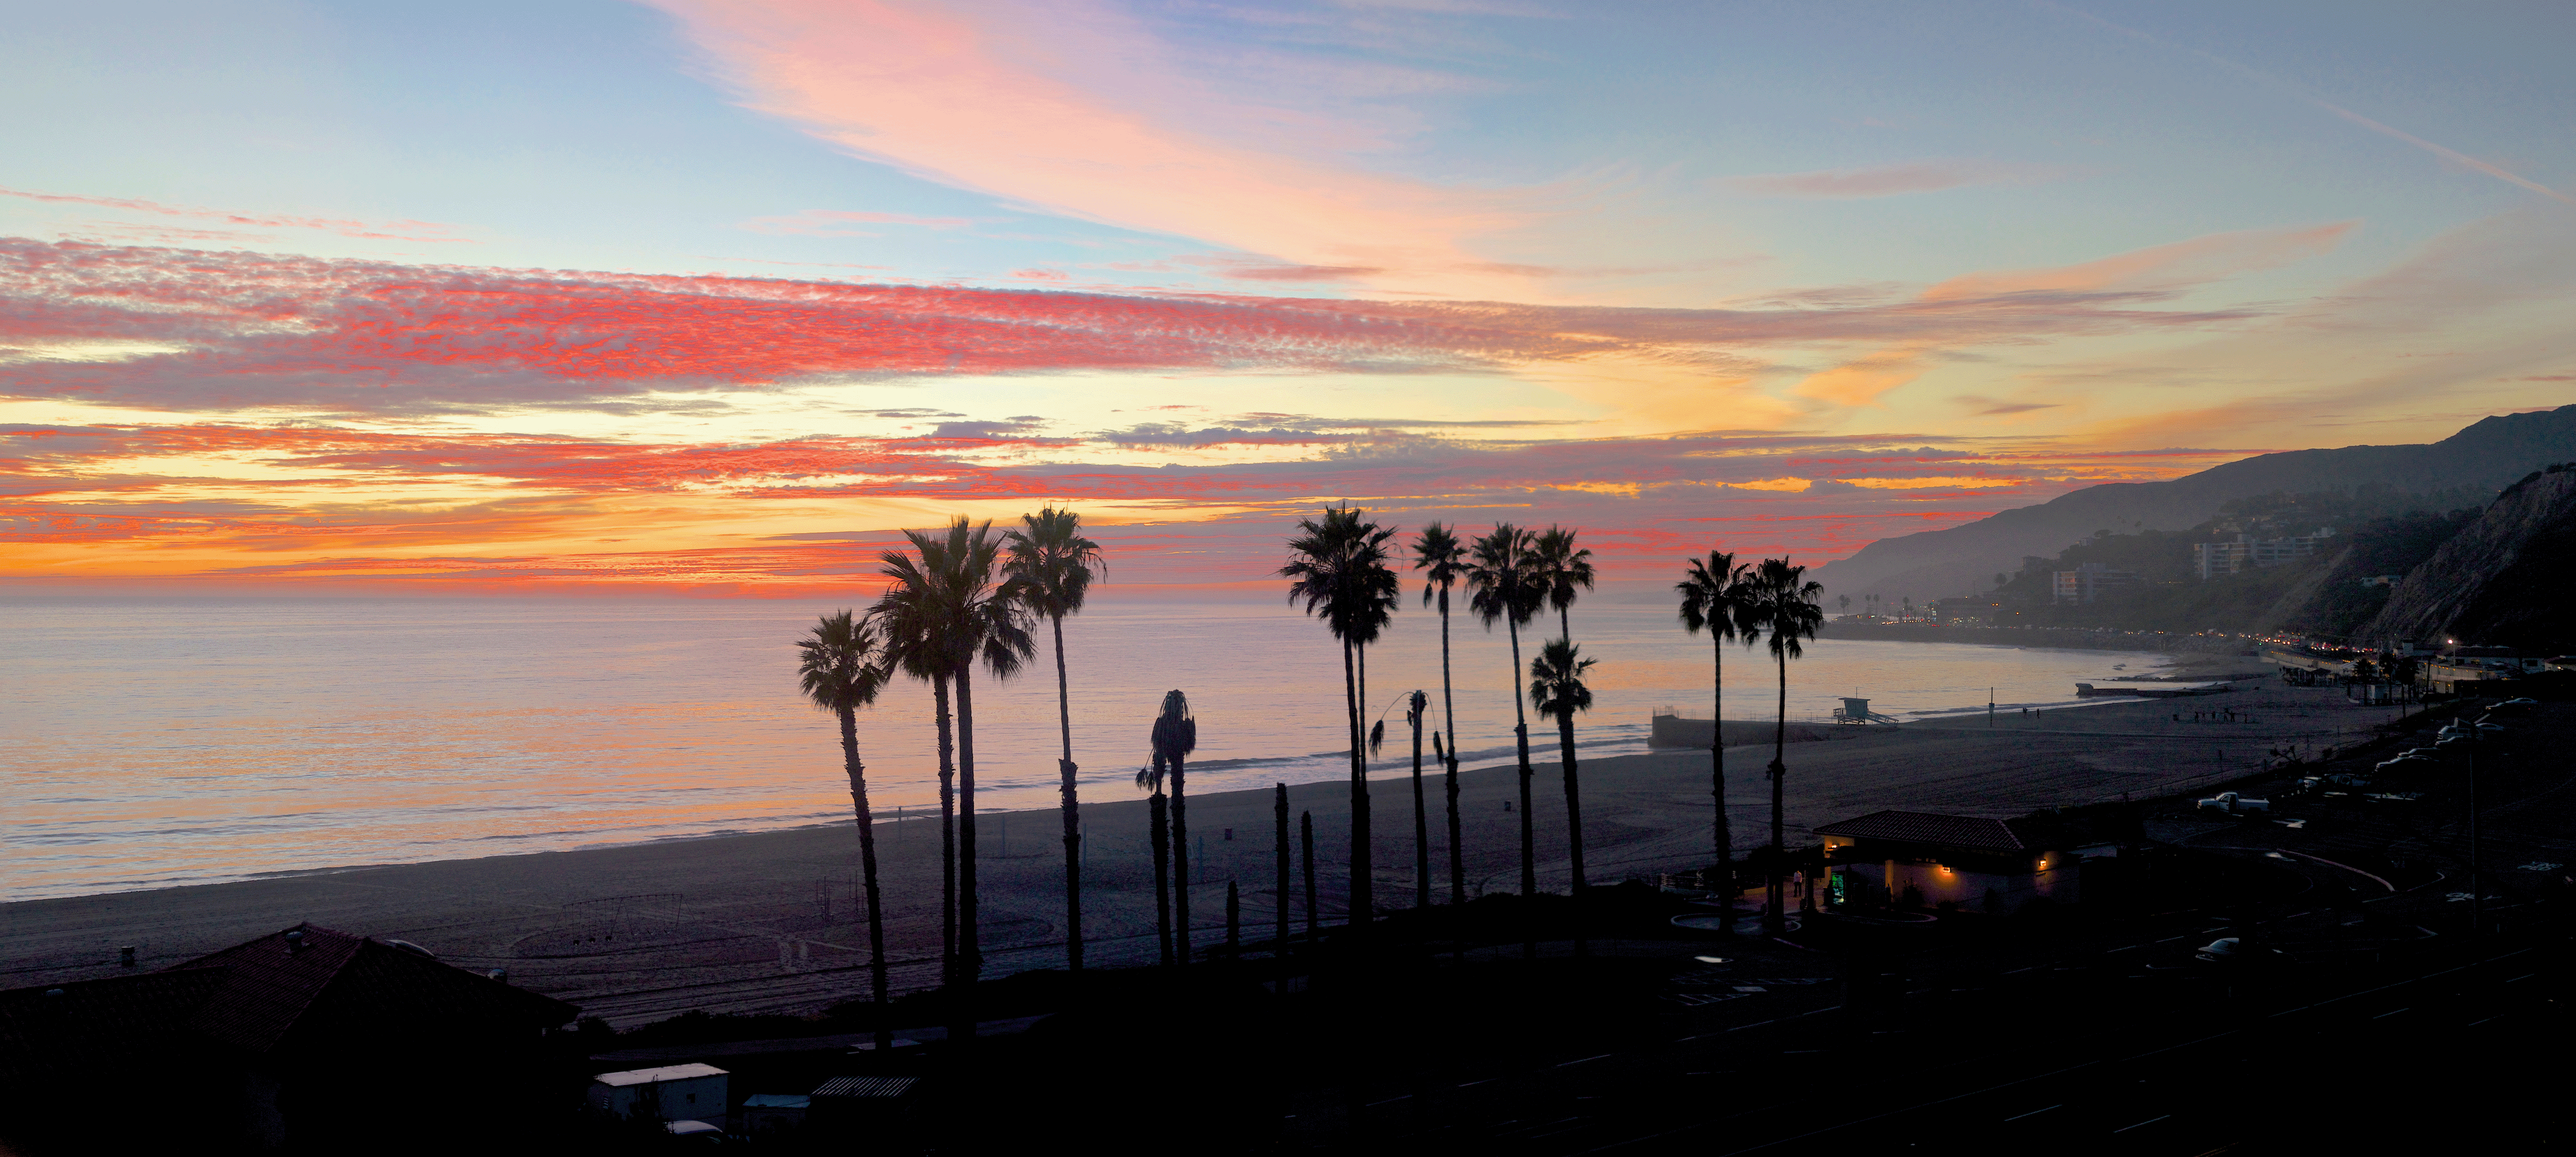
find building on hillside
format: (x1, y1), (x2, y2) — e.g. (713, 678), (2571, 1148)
(2050, 563), (2139, 605)
(2194, 528), (2335, 580)
(2359, 574), (2403, 588)
(0, 922), (578, 1152)
(1935, 595), (2003, 625)
(1817, 810), (2085, 915)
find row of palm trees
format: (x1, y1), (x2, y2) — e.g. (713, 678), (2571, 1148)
(795, 506), (1831, 1042)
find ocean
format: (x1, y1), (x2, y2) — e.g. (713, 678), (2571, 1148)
(3, 593), (2173, 901)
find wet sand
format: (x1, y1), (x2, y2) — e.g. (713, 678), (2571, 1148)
(2, 684), (2398, 1025)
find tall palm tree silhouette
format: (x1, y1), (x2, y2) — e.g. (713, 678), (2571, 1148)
(1135, 754), (1173, 965)
(1677, 550), (1760, 923)
(1003, 507), (1107, 972)
(874, 518), (1032, 1036)
(873, 552), (960, 971)
(1411, 522), (1469, 905)
(1466, 524), (1547, 903)
(1282, 505), (1400, 926)
(1529, 637), (1597, 898)
(795, 610), (896, 1051)
(1534, 525), (1595, 642)
(1150, 690), (1198, 950)
(1750, 557), (1824, 932)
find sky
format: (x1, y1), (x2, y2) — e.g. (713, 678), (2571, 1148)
(4, 0), (2572, 597)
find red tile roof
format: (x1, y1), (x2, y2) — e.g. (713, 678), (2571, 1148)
(166, 923), (578, 1055)
(1813, 810), (2039, 852)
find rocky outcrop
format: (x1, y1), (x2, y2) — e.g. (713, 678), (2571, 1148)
(1814, 405), (2576, 602)
(2361, 468), (2576, 652)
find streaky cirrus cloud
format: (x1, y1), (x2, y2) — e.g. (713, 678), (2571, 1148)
(737, 208), (984, 236)
(0, 236), (2267, 415)
(645, 0), (1535, 296)
(1, 185), (473, 244)
(1720, 159), (2071, 199)
(1924, 221), (2356, 300)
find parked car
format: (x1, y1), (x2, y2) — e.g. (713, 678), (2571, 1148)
(665, 1120), (728, 1145)
(2197, 791), (2269, 814)
(2377, 755), (2431, 772)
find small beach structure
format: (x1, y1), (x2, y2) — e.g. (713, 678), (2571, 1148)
(589, 1062), (730, 1122)
(1816, 810), (2083, 915)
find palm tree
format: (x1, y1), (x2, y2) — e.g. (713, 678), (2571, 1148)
(1465, 524), (1546, 901)
(1150, 690), (1198, 949)
(1533, 525), (1595, 642)
(1136, 755), (1173, 965)
(1003, 507), (1107, 972)
(1677, 550), (1760, 921)
(875, 518), (1033, 1036)
(1529, 637), (1597, 910)
(1749, 557), (1824, 932)
(1282, 505), (1400, 926)
(1412, 522), (1468, 906)
(794, 610), (895, 1051)
(1837, 593), (1851, 617)
(1406, 689), (1431, 910)
(873, 554), (961, 972)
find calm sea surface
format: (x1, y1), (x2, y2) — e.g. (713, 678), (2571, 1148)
(3, 594), (2173, 901)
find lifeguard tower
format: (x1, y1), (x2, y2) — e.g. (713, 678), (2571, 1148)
(1833, 696), (1872, 725)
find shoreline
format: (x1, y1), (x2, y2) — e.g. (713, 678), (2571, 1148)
(4, 684), (2408, 1026)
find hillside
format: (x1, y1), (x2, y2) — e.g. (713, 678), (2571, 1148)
(1812, 405), (2576, 602)
(2361, 467), (2576, 652)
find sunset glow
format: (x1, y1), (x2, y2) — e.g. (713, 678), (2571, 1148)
(5, 2), (2570, 593)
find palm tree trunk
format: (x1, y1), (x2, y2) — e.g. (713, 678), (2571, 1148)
(954, 666), (981, 1041)
(1767, 649), (1788, 933)
(1355, 642), (1373, 925)
(1508, 619), (1533, 898)
(1439, 598), (1463, 907)
(1149, 792), (1173, 965)
(1050, 615), (1082, 972)
(1341, 636), (1371, 925)
(1274, 785), (1290, 959)
(1171, 750), (1190, 952)
(1713, 634), (1733, 929)
(933, 675), (956, 973)
(837, 707), (893, 1051)
(1301, 810), (1318, 937)
(1557, 712), (1586, 893)
(1411, 710), (1429, 910)
(1558, 709), (1588, 957)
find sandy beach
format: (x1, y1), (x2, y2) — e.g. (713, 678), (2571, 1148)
(3, 683), (2399, 1025)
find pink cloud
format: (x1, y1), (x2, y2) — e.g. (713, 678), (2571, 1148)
(0, 185), (472, 244)
(1923, 222), (2355, 300)
(1721, 160), (2070, 199)
(0, 236), (2267, 415)
(643, 0), (1529, 296)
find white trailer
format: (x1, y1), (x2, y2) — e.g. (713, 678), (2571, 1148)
(588, 1062), (729, 1123)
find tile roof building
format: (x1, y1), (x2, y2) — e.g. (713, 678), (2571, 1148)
(0, 922), (578, 1152)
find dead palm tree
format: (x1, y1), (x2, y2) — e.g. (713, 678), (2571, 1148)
(1533, 525), (1595, 642)
(1003, 507), (1107, 972)
(1411, 522), (1468, 905)
(1466, 524), (1546, 901)
(1136, 755), (1173, 965)
(1677, 550), (1760, 922)
(1406, 689), (1430, 909)
(1749, 557), (1824, 932)
(795, 610), (895, 1051)
(1150, 690), (1198, 949)
(1281, 505), (1400, 926)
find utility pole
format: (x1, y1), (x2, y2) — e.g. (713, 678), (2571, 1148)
(2469, 711), (2484, 937)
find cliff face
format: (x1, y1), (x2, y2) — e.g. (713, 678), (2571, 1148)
(2361, 468), (2576, 652)
(1813, 405), (2576, 602)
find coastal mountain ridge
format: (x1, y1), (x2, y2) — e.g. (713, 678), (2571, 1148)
(2362, 466), (2576, 653)
(1813, 405), (2576, 602)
